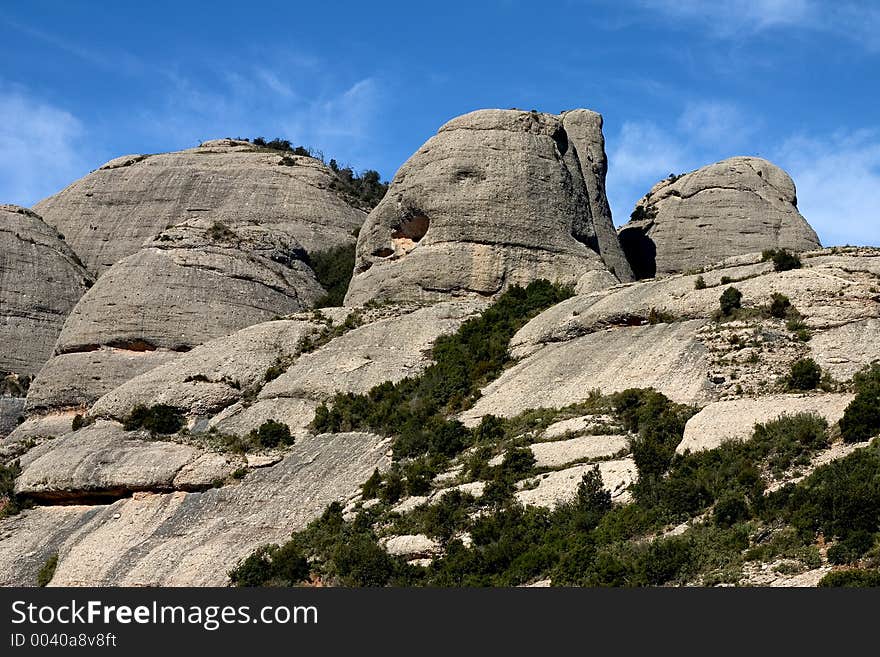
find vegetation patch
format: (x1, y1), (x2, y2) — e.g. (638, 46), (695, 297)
(122, 404), (185, 435)
(763, 249), (802, 272)
(305, 243), (356, 308)
(312, 280), (574, 460)
(37, 553), (58, 587)
(0, 460), (24, 519)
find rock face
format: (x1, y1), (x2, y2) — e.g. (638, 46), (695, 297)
(14, 421), (239, 501)
(210, 301), (484, 436)
(677, 393), (855, 455)
(88, 319), (321, 422)
(462, 249), (880, 426)
(344, 109), (632, 306)
(0, 205), (93, 379)
(34, 139), (366, 275)
(24, 218), (327, 413)
(0, 432), (390, 586)
(618, 157), (821, 278)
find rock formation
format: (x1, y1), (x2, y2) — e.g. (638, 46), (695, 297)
(34, 139), (366, 274)
(345, 109), (633, 306)
(0, 205), (93, 436)
(0, 205), (93, 378)
(618, 157), (821, 278)
(23, 218), (326, 414)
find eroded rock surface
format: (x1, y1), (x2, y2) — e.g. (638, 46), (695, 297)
(345, 109), (632, 305)
(25, 220), (326, 413)
(0, 432), (390, 586)
(34, 140), (365, 275)
(618, 157), (821, 278)
(677, 393), (855, 454)
(0, 205), (93, 379)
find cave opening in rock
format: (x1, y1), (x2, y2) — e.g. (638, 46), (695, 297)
(391, 213), (430, 243)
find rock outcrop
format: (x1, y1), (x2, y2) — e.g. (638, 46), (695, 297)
(0, 432), (390, 586)
(345, 109), (632, 306)
(618, 157), (821, 278)
(0, 205), (93, 379)
(34, 139), (366, 275)
(676, 393), (855, 455)
(24, 219), (326, 413)
(14, 421), (240, 502)
(462, 248), (880, 425)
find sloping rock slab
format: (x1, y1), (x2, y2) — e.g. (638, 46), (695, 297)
(0, 432), (390, 586)
(461, 320), (711, 425)
(677, 393), (855, 454)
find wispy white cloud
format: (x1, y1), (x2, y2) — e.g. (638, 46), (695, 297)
(0, 86), (90, 206)
(677, 101), (757, 148)
(642, 0), (813, 32)
(0, 17), (143, 74)
(775, 130), (880, 246)
(637, 0), (880, 49)
(606, 100), (878, 246)
(141, 65), (383, 171)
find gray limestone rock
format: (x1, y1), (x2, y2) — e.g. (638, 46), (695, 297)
(0, 205), (93, 378)
(34, 140), (366, 275)
(345, 109), (632, 306)
(0, 432), (390, 586)
(88, 319), (321, 422)
(25, 219), (326, 413)
(13, 422), (225, 501)
(618, 157), (821, 278)
(677, 394), (855, 454)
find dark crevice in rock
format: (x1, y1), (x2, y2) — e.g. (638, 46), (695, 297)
(552, 125), (569, 157)
(56, 344), (101, 356)
(618, 227), (658, 280)
(105, 339), (158, 352)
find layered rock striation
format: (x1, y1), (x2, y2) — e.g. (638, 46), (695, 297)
(34, 139), (366, 275)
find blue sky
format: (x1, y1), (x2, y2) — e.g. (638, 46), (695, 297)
(1, 0), (878, 245)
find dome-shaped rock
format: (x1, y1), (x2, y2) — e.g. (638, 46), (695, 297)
(25, 218), (325, 413)
(34, 139), (366, 274)
(344, 109), (632, 306)
(618, 156), (821, 278)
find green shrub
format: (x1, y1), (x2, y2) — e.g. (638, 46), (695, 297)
(264, 361), (287, 383)
(827, 531), (876, 565)
(613, 389), (694, 487)
(767, 441), (880, 541)
(818, 569), (880, 587)
(361, 468), (382, 499)
(0, 460), (23, 518)
(694, 276), (707, 290)
(719, 287), (743, 316)
(207, 221), (236, 242)
(71, 414), (85, 431)
(229, 542), (309, 586)
(763, 249), (802, 272)
(751, 412), (828, 474)
(472, 415), (505, 444)
(840, 388), (880, 443)
(787, 358), (821, 390)
(768, 293), (792, 319)
(306, 243), (356, 308)
(123, 404), (184, 434)
(713, 493), (751, 527)
(248, 420), (293, 449)
(312, 280), (573, 460)
(36, 553), (58, 587)
(378, 469), (405, 504)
